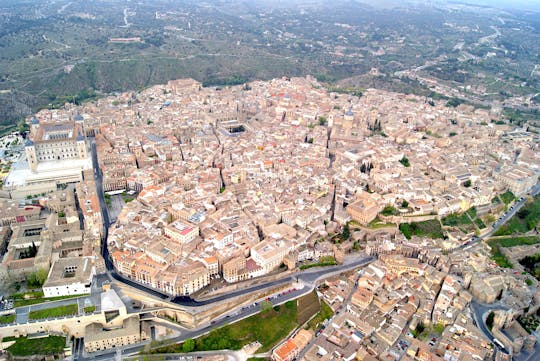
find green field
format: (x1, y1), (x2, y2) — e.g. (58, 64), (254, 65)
(442, 212), (471, 226)
(152, 301), (298, 354)
(12, 291), (84, 308)
(300, 256), (337, 270)
(366, 217), (397, 229)
(486, 236), (540, 269)
(493, 195), (540, 236)
(6, 336), (66, 357)
(0, 314), (15, 324)
(297, 290), (321, 326)
(399, 219), (444, 239)
(83, 305), (96, 313)
(28, 304), (78, 320)
(499, 190), (516, 205)
(306, 300), (333, 331)
(488, 236), (540, 248)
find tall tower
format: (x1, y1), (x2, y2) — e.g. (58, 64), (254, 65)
(25, 139), (38, 172)
(30, 117), (40, 133)
(76, 133), (87, 159)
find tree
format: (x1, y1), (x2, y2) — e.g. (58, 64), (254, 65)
(341, 222), (350, 241)
(360, 163), (366, 173)
(464, 180), (472, 187)
(401, 200), (409, 208)
(318, 116), (327, 126)
(27, 268), (48, 288)
(399, 156), (410, 167)
(182, 338), (195, 353)
(486, 311), (495, 330)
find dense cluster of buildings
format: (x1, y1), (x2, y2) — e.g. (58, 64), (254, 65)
(0, 75), (538, 359)
(16, 76), (532, 297)
(292, 249), (539, 361)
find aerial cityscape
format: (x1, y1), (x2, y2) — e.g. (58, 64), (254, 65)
(0, 1), (539, 361)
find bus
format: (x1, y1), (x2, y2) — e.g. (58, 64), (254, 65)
(493, 338), (505, 349)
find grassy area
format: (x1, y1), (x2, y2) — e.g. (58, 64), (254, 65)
(487, 236), (540, 268)
(297, 290), (321, 326)
(366, 217), (396, 229)
(488, 236), (540, 248)
(500, 190), (516, 205)
(152, 301), (297, 354)
(0, 314), (15, 324)
(474, 218), (486, 229)
(6, 336), (66, 356)
(380, 205), (399, 216)
(412, 322), (445, 340)
(13, 292), (85, 308)
(493, 195), (540, 236)
(28, 304), (78, 320)
(465, 207), (477, 219)
(299, 256), (337, 270)
(399, 219), (444, 240)
(83, 305), (96, 313)
(442, 212), (471, 226)
(487, 241), (513, 268)
(306, 300), (333, 331)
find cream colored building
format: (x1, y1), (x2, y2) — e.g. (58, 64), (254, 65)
(84, 316), (149, 352)
(251, 239), (291, 273)
(494, 165), (538, 196)
(164, 220), (199, 243)
(25, 121), (88, 172)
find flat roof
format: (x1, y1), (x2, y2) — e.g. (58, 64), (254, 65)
(101, 288), (125, 312)
(43, 257), (94, 288)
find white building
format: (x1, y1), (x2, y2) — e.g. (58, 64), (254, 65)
(42, 257), (95, 297)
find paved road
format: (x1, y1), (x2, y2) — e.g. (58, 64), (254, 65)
(470, 300), (510, 355)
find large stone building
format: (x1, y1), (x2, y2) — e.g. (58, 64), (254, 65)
(25, 121), (88, 171)
(84, 316), (150, 353)
(3, 117), (92, 198)
(493, 165), (538, 196)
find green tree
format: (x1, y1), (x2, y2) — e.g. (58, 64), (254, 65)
(381, 205), (398, 216)
(340, 222), (350, 241)
(182, 338), (195, 353)
(318, 116), (327, 126)
(486, 311), (495, 330)
(399, 156), (410, 167)
(27, 269), (48, 288)
(464, 180), (471, 187)
(401, 200), (409, 208)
